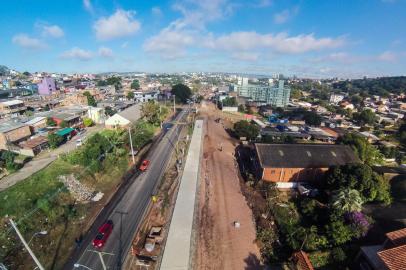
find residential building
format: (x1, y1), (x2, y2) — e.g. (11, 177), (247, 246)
(37, 77), (56, 95)
(105, 104), (141, 129)
(254, 143), (359, 188)
(357, 227), (406, 270)
(329, 93), (345, 104)
(87, 106), (105, 124)
(24, 116), (47, 132)
(235, 79), (290, 107)
(291, 251), (314, 270)
(0, 100), (27, 119)
(50, 113), (81, 127)
(133, 91), (159, 102)
(19, 136), (49, 156)
(0, 121), (32, 150)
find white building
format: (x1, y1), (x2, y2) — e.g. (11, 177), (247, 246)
(87, 107), (105, 124)
(105, 104), (141, 129)
(133, 91), (159, 103)
(330, 93), (345, 104)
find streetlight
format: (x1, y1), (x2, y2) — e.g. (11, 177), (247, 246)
(74, 263), (93, 270)
(27, 231), (48, 245)
(9, 219), (45, 270)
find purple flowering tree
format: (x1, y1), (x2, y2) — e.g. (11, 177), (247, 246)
(345, 211), (372, 237)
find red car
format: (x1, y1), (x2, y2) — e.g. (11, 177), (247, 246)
(139, 160), (150, 172)
(92, 220), (113, 248)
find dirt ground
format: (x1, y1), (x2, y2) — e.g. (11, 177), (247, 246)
(195, 102), (263, 270)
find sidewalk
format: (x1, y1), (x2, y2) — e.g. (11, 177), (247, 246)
(160, 120), (204, 270)
(0, 125), (103, 192)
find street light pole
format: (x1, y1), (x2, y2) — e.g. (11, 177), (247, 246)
(86, 250), (114, 270)
(128, 127), (135, 164)
(9, 219), (45, 270)
(74, 263), (93, 270)
(27, 231), (48, 245)
(173, 95), (176, 113)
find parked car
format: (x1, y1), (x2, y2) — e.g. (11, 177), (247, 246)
(297, 183), (319, 197)
(92, 220), (114, 248)
(139, 160), (150, 171)
(76, 139), (83, 147)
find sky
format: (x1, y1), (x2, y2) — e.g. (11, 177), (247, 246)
(0, 0), (406, 78)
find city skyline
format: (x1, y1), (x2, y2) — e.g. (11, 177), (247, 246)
(1, 0), (406, 78)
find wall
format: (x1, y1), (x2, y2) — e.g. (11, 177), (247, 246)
(0, 126), (32, 149)
(262, 167), (328, 183)
(222, 106), (238, 112)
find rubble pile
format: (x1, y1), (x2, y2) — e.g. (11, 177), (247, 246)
(59, 174), (94, 202)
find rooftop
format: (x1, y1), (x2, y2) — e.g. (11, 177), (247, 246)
(386, 228), (406, 247)
(117, 103), (141, 123)
(378, 245), (406, 270)
(1, 99), (24, 106)
(56, 127), (75, 136)
(0, 120), (26, 133)
(292, 251), (314, 270)
(255, 143), (360, 168)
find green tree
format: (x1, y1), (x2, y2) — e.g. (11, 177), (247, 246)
(48, 133), (64, 149)
(221, 97), (238, 107)
(290, 88), (302, 99)
(355, 109), (377, 125)
(105, 106), (116, 116)
(331, 189), (363, 213)
(83, 91), (97, 107)
(129, 120), (155, 149)
(59, 120), (68, 128)
(106, 76), (121, 85)
(0, 151), (19, 171)
(83, 117), (94, 127)
(127, 91), (135, 100)
(97, 80), (108, 87)
(337, 133), (384, 165)
(171, 83), (192, 103)
(46, 117), (57, 127)
(326, 218), (354, 246)
(303, 111), (322, 126)
(325, 164), (391, 204)
(24, 110), (34, 117)
(233, 120), (260, 140)
(131, 79), (140, 89)
(141, 101), (161, 125)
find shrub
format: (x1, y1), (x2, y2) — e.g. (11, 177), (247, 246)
(83, 117), (94, 127)
(345, 211), (372, 237)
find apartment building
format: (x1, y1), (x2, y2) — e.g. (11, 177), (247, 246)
(235, 78), (290, 107)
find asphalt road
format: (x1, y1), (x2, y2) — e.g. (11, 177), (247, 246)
(64, 109), (188, 270)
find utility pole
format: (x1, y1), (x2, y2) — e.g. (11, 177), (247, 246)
(9, 219), (45, 270)
(128, 127), (135, 164)
(173, 95), (176, 113)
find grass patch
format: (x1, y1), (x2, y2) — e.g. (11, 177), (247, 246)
(0, 159), (78, 217)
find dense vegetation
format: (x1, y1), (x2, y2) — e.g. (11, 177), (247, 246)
(333, 76), (406, 97)
(221, 97), (238, 107)
(233, 120), (260, 140)
(171, 83), (192, 103)
(337, 133), (384, 165)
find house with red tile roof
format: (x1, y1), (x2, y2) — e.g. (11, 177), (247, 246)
(357, 227), (406, 270)
(291, 251), (314, 270)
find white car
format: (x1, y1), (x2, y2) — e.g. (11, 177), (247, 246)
(76, 139), (83, 147)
